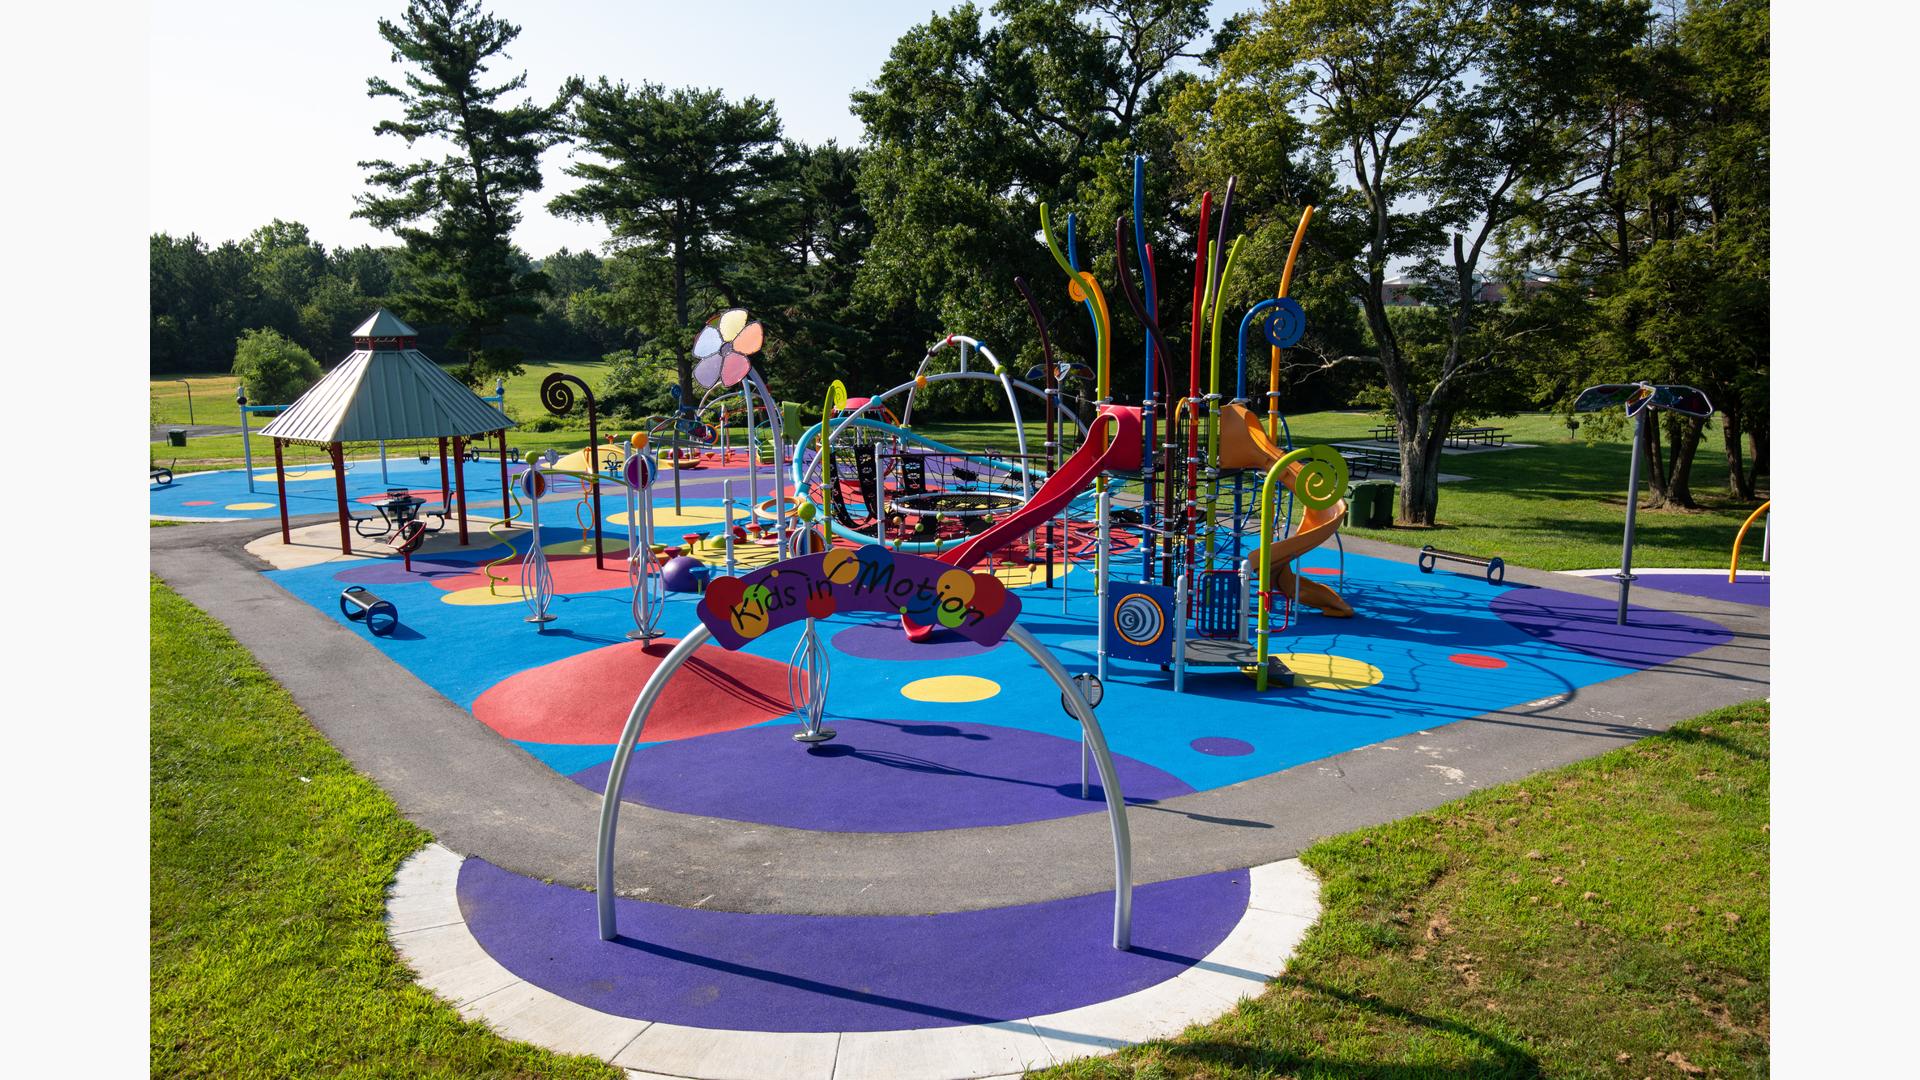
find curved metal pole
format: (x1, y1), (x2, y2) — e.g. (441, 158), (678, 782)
(596, 621), (1133, 950)
(742, 370), (789, 559)
(596, 626), (714, 939)
(1007, 622), (1133, 950)
(1729, 499), (1771, 582)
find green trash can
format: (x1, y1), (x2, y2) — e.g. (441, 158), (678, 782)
(1344, 482), (1375, 528)
(167, 429), (188, 447)
(1368, 481), (1397, 527)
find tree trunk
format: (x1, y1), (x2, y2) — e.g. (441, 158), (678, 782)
(1641, 410), (1672, 507)
(1659, 414), (1703, 510)
(1745, 426), (1768, 495)
(1721, 405), (1753, 499)
(1397, 401), (1454, 526)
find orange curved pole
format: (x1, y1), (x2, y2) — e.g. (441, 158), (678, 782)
(1269, 206), (1314, 440)
(1729, 499), (1770, 582)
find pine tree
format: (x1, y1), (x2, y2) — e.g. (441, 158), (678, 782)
(355, 0), (571, 382)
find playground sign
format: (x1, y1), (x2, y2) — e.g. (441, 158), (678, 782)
(697, 547), (1022, 650)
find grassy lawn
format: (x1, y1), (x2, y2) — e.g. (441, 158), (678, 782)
(149, 359), (618, 471)
(1037, 699), (1770, 1080)
(150, 578), (622, 1079)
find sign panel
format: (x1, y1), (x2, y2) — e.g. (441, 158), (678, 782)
(697, 547), (1022, 650)
(1104, 580), (1176, 664)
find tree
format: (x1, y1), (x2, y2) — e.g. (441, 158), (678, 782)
(1509, 0), (1767, 506)
(551, 80), (784, 402)
(231, 328), (323, 406)
(355, 0), (570, 384)
(1197, 0), (1648, 524)
(851, 0), (1215, 415)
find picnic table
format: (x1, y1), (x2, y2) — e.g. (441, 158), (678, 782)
(1445, 426), (1510, 448)
(1368, 425), (1397, 441)
(354, 490), (443, 538)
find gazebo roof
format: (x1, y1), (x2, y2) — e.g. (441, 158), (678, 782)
(259, 345), (513, 444)
(350, 308), (419, 339)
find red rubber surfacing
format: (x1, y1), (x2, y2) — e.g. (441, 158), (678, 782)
(473, 638), (795, 745)
(1449, 652), (1508, 669)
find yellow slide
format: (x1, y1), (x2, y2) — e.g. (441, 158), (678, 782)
(1218, 403), (1353, 618)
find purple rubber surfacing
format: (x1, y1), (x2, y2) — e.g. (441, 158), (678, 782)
(1630, 573), (1770, 607)
(1489, 587), (1735, 669)
(832, 619), (1002, 661)
(570, 718), (1195, 832)
(457, 857), (1251, 1031)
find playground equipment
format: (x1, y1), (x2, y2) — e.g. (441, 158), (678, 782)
(791, 333), (1071, 557)
(1418, 545), (1507, 585)
(1730, 500), (1770, 582)
(593, 544), (1135, 949)
(339, 585), (399, 637)
(896, 156), (1349, 692)
(1573, 381), (1714, 623)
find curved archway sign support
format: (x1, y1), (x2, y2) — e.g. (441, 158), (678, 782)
(595, 548), (1135, 950)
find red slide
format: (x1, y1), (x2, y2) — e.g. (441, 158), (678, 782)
(906, 407), (1142, 641)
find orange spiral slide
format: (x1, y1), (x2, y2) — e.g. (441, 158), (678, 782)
(1218, 403), (1353, 618)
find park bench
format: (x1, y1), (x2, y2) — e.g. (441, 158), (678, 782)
(150, 465), (173, 487)
(1417, 544), (1506, 585)
(463, 445), (523, 464)
(339, 586), (400, 636)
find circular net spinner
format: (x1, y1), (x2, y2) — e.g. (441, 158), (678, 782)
(888, 491), (1027, 518)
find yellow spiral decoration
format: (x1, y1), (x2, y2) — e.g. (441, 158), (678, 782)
(1290, 444), (1349, 511)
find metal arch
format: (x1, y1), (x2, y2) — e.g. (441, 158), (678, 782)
(792, 372), (1088, 496)
(594, 621), (1135, 950)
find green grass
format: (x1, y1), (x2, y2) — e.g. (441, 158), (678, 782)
(918, 412), (1768, 571)
(1035, 700), (1770, 1079)
(149, 359), (619, 470)
(150, 578), (623, 1079)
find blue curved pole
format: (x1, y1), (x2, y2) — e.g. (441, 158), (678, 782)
(1133, 155), (1160, 581)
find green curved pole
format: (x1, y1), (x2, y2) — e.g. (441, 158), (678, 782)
(1254, 445), (1348, 691)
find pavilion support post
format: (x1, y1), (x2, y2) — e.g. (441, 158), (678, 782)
(453, 436), (470, 545)
(273, 438), (290, 545)
(330, 442), (351, 554)
(438, 437), (451, 512)
(497, 429), (511, 526)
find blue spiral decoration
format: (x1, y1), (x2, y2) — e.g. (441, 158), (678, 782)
(1262, 297), (1307, 349)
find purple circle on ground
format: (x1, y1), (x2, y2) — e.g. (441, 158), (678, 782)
(571, 718), (1194, 832)
(456, 857), (1249, 1031)
(1490, 587), (1733, 669)
(832, 619), (1000, 661)
(1190, 737), (1255, 757)
(1632, 573), (1769, 608)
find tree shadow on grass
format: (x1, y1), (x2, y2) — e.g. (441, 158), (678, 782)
(1144, 975), (1543, 1079)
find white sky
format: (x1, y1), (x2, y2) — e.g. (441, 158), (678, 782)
(149, 0), (1256, 257)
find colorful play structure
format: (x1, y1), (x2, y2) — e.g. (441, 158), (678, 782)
(776, 158), (1354, 693)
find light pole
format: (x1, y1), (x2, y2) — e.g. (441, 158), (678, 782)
(172, 379), (195, 425)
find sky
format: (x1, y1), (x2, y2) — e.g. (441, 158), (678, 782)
(149, 0), (1258, 258)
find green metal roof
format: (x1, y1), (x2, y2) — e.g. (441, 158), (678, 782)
(259, 346), (513, 444)
(349, 307), (419, 339)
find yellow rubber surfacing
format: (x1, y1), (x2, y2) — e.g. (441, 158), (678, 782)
(1271, 653), (1384, 690)
(900, 675), (1002, 703)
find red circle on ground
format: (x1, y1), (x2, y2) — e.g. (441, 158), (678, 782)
(182, 500), (213, 506)
(1301, 566), (1340, 576)
(473, 638), (796, 745)
(1449, 653), (1507, 669)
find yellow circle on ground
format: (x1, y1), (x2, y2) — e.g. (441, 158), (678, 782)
(257, 468), (337, 482)
(542, 535), (631, 558)
(442, 584), (530, 606)
(608, 505), (728, 528)
(1271, 653), (1385, 690)
(226, 501), (276, 511)
(901, 675), (1002, 703)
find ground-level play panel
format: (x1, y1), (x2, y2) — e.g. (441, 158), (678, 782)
(264, 520), (1733, 835)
